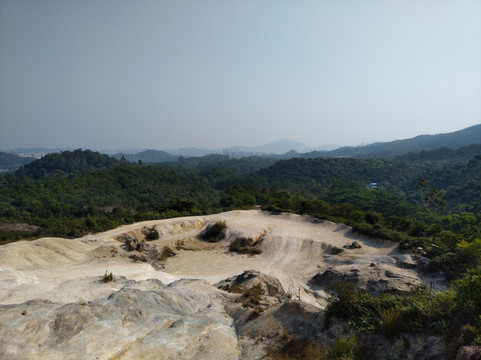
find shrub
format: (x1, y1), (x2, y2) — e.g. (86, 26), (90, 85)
(454, 267), (481, 315)
(330, 335), (357, 360)
(378, 306), (401, 336)
(145, 227), (160, 240)
(229, 237), (262, 255)
(267, 337), (330, 360)
(456, 239), (481, 270)
(327, 283), (455, 335)
(326, 245), (344, 255)
(102, 271), (115, 283)
(199, 221), (227, 242)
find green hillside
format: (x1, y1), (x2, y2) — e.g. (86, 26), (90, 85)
(326, 124), (481, 159)
(14, 149), (120, 180)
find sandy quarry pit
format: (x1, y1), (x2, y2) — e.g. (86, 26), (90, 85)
(0, 210), (442, 308)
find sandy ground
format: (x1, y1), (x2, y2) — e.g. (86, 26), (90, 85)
(0, 210), (435, 307)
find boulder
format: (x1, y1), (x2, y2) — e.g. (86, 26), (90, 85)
(456, 346), (481, 360)
(216, 270), (285, 298)
(308, 268), (360, 288)
(343, 241), (362, 249)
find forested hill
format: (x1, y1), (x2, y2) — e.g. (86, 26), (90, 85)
(3, 149), (481, 281)
(323, 124), (481, 159)
(219, 154), (481, 213)
(394, 144), (481, 162)
(15, 149), (120, 180)
(234, 157), (428, 192)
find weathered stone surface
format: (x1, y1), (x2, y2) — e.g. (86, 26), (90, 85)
(0, 279), (239, 360)
(124, 236), (140, 251)
(343, 240), (362, 249)
(217, 270), (285, 298)
(309, 265), (419, 294)
(308, 268), (360, 288)
(0, 210), (449, 359)
(457, 346), (481, 360)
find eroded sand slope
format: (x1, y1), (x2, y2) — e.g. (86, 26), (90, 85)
(0, 210), (443, 359)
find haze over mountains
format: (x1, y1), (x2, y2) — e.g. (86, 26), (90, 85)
(1, 124), (481, 170)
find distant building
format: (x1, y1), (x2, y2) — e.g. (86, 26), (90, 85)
(17, 152), (46, 159)
(367, 182), (378, 189)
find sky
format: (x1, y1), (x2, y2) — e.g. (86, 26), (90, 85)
(1, 0), (480, 152)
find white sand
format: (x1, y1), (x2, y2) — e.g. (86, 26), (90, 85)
(0, 210), (430, 307)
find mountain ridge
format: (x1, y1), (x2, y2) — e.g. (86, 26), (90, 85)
(324, 124), (481, 158)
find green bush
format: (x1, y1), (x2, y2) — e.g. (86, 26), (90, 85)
(199, 221), (227, 242)
(456, 239), (481, 270)
(330, 335), (356, 360)
(145, 227), (160, 240)
(327, 284), (454, 335)
(454, 267), (481, 315)
(102, 271), (115, 283)
(378, 306), (401, 336)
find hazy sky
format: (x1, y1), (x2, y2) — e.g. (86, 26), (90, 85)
(1, 1), (480, 151)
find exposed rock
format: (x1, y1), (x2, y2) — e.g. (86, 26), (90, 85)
(228, 299), (326, 359)
(124, 236), (139, 251)
(215, 270), (285, 296)
(416, 246), (428, 256)
(0, 223), (40, 232)
(308, 268), (360, 288)
(457, 346), (481, 360)
(394, 254), (431, 270)
(0, 279), (240, 360)
(325, 245), (344, 255)
(126, 240), (175, 268)
(343, 240), (362, 249)
(0, 210), (449, 359)
(309, 265), (419, 295)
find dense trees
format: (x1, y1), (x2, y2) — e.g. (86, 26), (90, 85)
(2, 147), (481, 349)
(1, 149), (481, 278)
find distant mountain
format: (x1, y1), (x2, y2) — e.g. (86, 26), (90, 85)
(313, 144), (342, 151)
(324, 124), (481, 159)
(0, 152), (36, 172)
(157, 140), (313, 159)
(113, 150), (177, 163)
(166, 147), (218, 157)
(231, 139), (312, 154)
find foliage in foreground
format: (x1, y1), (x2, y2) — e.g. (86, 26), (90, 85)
(326, 267), (481, 346)
(267, 335), (356, 360)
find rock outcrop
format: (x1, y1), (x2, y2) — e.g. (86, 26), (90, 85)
(0, 279), (239, 360)
(457, 346), (481, 360)
(309, 262), (423, 295)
